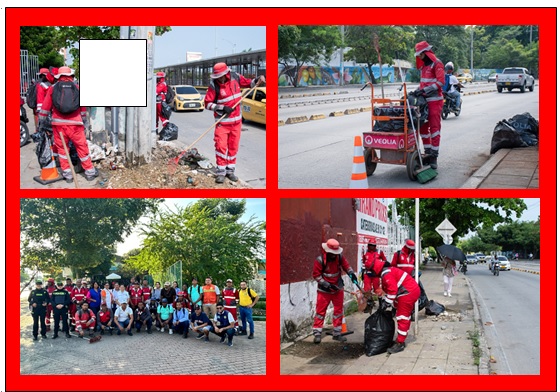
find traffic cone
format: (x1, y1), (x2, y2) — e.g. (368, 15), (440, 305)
(349, 136), (368, 188)
(33, 137), (63, 185)
(341, 317), (348, 334)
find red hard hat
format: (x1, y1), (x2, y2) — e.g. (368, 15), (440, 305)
(322, 238), (343, 255)
(405, 239), (415, 249)
(37, 68), (49, 76)
(156, 71), (165, 78)
(211, 62), (230, 79)
(415, 41), (433, 57)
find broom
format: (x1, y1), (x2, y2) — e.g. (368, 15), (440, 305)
(395, 53), (438, 184)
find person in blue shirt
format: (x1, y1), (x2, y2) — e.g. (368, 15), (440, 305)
(190, 305), (211, 339)
(171, 301), (190, 338)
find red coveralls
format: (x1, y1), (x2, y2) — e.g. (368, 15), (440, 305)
(312, 253), (355, 336)
(204, 72), (253, 176)
(156, 79), (169, 129)
(372, 262), (420, 344)
(222, 287), (239, 325)
(391, 246), (416, 276)
(70, 286), (88, 327)
(417, 51), (445, 156)
(363, 249), (387, 292)
(39, 77), (96, 181)
(74, 308), (96, 333)
(140, 286), (152, 304)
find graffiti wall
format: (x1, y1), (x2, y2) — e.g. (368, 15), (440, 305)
(278, 64), (395, 87)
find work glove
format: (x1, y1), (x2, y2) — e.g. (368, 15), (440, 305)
(410, 89), (425, 97)
(215, 105), (233, 117)
(349, 272), (359, 287)
(381, 299), (393, 313)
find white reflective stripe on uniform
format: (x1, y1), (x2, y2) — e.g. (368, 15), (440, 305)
(397, 329), (408, 336)
(52, 118), (84, 125)
(216, 92), (242, 105)
(396, 264), (412, 268)
(381, 269), (390, 277)
(219, 114), (242, 123)
(385, 297), (394, 304)
(396, 315), (411, 321)
(397, 273), (407, 287)
(421, 77), (438, 83)
(316, 314), (324, 320)
(386, 294), (396, 300)
(216, 151), (228, 159)
(58, 154), (68, 160)
(426, 95), (443, 102)
(431, 130), (440, 138)
(323, 272), (339, 278)
(39, 109), (50, 116)
(79, 155), (91, 162)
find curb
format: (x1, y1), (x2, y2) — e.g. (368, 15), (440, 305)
(511, 267), (540, 275)
(286, 116), (309, 124)
(309, 114), (326, 121)
(460, 149), (509, 189)
(464, 274), (490, 375)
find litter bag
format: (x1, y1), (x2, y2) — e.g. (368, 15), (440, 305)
(417, 280), (429, 311)
(425, 300), (445, 316)
(373, 105), (420, 132)
(161, 101), (172, 119)
(490, 113), (539, 154)
(159, 122), (178, 141)
(35, 132), (53, 168)
(364, 308), (395, 356)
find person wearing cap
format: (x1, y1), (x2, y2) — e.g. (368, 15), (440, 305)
(370, 255), (420, 354)
(38, 66), (99, 182)
(155, 71), (170, 132)
(32, 68), (53, 130)
(222, 279), (239, 331)
(173, 291), (188, 310)
(45, 278), (57, 331)
(186, 278), (203, 311)
(134, 301), (153, 334)
(202, 277), (221, 319)
(97, 302), (114, 335)
(190, 305), (211, 339)
(28, 280), (50, 340)
(391, 239), (416, 277)
(204, 62), (266, 183)
(74, 301), (97, 338)
(156, 298), (174, 333)
(129, 281), (143, 311)
(312, 239), (359, 344)
(209, 302), (236, 347)
(50, 281), (72, 339)
(412, 41), (445, 170)
(361, 239), (387, 312)
(114, 301), (133, 336)
(161, 281), (176, 305)
(171, 301), (190, 338)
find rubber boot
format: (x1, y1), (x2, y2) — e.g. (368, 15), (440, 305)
(313, 334), (322, 344)
(430, 154), (438, 170)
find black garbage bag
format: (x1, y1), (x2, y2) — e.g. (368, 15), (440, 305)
(418, 280), (429, 311)
(507, 112), (539, 137)
(490, 113), (539, 154)
(159, 122), (178, 141)
(373, 105), (420, 132)
(35, 131), (53, 168)
(425, 300), (445, 316)
(161, 101), (172, 119)
(364, 307), (395, 356)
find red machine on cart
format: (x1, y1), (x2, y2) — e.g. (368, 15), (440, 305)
(362, 82), (425, 181)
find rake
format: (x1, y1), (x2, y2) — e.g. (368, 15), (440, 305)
(167, 80), (262, 175)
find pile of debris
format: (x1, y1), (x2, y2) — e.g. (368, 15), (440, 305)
(88, 141), (251, 189)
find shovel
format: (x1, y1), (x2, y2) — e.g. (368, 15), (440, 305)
(69, 332), (102, 343)
(167, 80), (262, 174)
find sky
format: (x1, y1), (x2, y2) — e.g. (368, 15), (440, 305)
(154, 26), (266, 67)
(116, 198), (266, 256)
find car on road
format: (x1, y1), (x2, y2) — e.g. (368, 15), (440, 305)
(457, 73), (473, 84)
(171, 85), (204, 112)
(466, 255), (477, 264)
(487, 73), (497, 83)
(497, 255), (511, 270)
(241, 87), (266, 125)
(475, 253), (486, 263)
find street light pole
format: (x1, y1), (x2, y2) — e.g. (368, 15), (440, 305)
(470, 27), (474, 80)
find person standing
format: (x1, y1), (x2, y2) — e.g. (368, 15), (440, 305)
(370, 258), (421, 354)
(45, 278), (57, 331)
(64, 278), (75, 328)
(70, 279), (88, 330)
(140, 280), (152, 305)
(442, 257), (457, 297)
(161, 281), (176, 305)
(152, 281), (162, 303)
(391, 239), (416, 277)
(238, 281), (259, 339)
(155, 71), (169, 132)
(312, 239), (359, 344)
(32, 68), (52, 131)
(222, 279), (239, 330)
(362, 239), (387, 311)
(100, 282), (114, 310)
(413, 41), (445, 170)
(202, 277), (220, 319)
(187, 278), (203, 311)
(129, 281), (143, 312)
(50, 281), (72, 339)
(86, 281), (102, 316)
(204, 62), (266, 183)
(38, 66), (99, 182)
(28, 280), (50, 340)
(113, 283), (130, 311)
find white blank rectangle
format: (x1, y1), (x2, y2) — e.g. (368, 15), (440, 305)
(80, 39), (147, 107)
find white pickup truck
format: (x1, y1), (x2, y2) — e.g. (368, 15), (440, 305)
(496, 67), (535, 93)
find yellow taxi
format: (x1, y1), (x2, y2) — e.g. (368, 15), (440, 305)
(241, 87), (266, 125)
(171, 85), (204, 112)
(457, 73), (473, 84)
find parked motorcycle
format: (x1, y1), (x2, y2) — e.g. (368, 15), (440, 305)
(20, 97), (30, 147)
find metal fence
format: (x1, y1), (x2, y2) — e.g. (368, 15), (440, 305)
(157, 260), (182, 288)
(20, 50), (39, 97)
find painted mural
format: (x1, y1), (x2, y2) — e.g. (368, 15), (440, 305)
(278, 64), (396, 87)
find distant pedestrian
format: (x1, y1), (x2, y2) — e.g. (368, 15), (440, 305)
(204, 62), (266, 183)
(442, 257), (457, 297)
(155, 71), (169, 132)
(209, 302), (236, 347)
(28, 280), (49, 340)
(114, 302), (133, 336)
(202, 277), (220, 319)
(50, 281), (72, 339)
(238, 281), (260, 340)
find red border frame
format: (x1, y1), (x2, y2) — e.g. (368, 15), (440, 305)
(6, 7), (556, 392)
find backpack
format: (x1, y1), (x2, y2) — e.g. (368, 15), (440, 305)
(52, 81), (80, 114)
(187, 286), (202, 297)
(245, 287), (256, 301)
(26, 82), (38, 109)
(212, 72), (240, 104)
(165, 86), (175, 105)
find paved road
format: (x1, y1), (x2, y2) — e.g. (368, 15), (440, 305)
(19, 301), (266, 375)
(278, 84), (539, 188)
(467, 263), (540, 374)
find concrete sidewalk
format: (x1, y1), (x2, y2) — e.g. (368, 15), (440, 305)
(280, 264), (484, 375)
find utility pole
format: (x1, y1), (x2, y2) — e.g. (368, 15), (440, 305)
(339, 25), (345, 87)
(470, 27), (474, 80)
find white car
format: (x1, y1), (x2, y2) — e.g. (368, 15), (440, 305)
(466, 255), (477, 264)
(497, 256), (511, 271)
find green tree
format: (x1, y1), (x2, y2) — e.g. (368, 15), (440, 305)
(127, 199), (265, 287)
(20, 26), (65, 67)
(278, 25), (341, 87)
(20, 198), (162, 278)
(395, 198), (527, 249)
(414, 25), (470, 70)
(345, 25), (415, 83)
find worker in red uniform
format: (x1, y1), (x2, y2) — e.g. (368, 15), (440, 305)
(38, 66), (99, 183)
(155, 71), (169, 132)
(204, 62), (266, 184)
(45, 278), (57, 331)
(74, 302), (96, 338)
(70, 279), (88, 330)
(371, 257), (420, 354)
(391, 239), (416, 277)
(222, 279), (239, 330)
(412, 41), (445, 170)
(33, 68), (52, 131)
(362, 239), (387, 312)
(312, 239), (359, 344)
(140, 280), (152, 305)
(129, 282), (143, 311)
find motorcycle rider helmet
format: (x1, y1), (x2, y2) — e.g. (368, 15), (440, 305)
(445, 62), (454, 72)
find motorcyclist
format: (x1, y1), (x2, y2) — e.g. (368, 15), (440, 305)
(443, 62), (463, 112)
